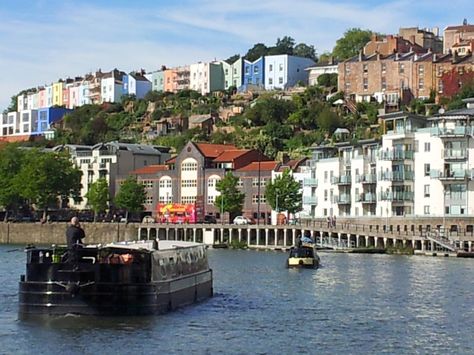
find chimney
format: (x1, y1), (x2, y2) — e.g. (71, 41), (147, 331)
(395, 52), (400, 60)
(433, 53), (438, 62)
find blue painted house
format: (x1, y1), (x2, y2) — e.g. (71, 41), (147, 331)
(35, 107), (71, 136)
(242, 57), (265, 89)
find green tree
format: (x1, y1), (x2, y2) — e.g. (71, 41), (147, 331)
(214, 172), (245, 222)
(265, 169), (302, 219)
(268, 36), (296, 55)
(332, 28), (373, 60)
(225, 54), (240, 64)
(0, 145), (26, 220)
(85, 178), (109, 222)
(293, 43), (317, 61)
(317, 106), (342, 133)
(17, 150), (82, 220)
(114, 176), (146, 221)
(245, 43), (268, 62)
(317, 73), (338, 87)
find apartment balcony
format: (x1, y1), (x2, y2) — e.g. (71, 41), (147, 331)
(331, 175), (352, 185)
(443, 149), (467, 160)
(334, 194), (351, 204)
(99, 162), (107, 170)
(430, 169), (472, 181)
(380, 150), (414, 161)
(303, 178), (318, 187)
(356, 174), (377, 184)
(303, 196), (318, 205)
(355, 192), (377, 203)
(363, 155), (377, 165)
(379, 171), (414, 182)
(432, 126), (473, 138)
(380, 191), (414, 201)
(340, 157), (352, 166)
(76, 151), (93, 157)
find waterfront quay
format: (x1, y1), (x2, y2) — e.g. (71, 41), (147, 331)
(139, 216), (474, 255)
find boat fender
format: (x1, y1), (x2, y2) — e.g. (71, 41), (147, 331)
(299, 260), (304, 266)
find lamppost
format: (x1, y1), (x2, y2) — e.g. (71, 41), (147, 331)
(257, 150), (261, 226)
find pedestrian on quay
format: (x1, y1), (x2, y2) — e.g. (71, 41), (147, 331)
(327, 216), (331, 228)
(332, 215), (337, 228)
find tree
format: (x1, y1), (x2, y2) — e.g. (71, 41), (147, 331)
(85, 178), (109, 222)
(16, 150), (82, 220)
(317, 73), (338, 88)
(332, 28), (373, 60)
(225, 54), (240, 64)
(268, 36), (296, 56)
(244, 43), (268, 62)
(293, 43), (317, 61)
(265, 169), (302, 219)
(114, 176), (146, 221)
(214, 172), (245, 222)
(0, 145), (26, 220)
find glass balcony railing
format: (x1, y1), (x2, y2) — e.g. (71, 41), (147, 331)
(303, 178), (318, 187)
(443, 149), (467, 160)
(379, 171), (414, 181)
(380, 191), (414, 201)
(380, 150), (414, 160)
(355, 192), (377, 203)
(335, 194), (351, 204)
(356, 174), (377, 183)
(432, 126), (474, 137)
(431, 169), (470, 179)
(303, 196), (318, 205)
(331, 175), (352, 185)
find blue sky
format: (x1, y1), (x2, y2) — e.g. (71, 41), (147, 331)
(0, 0), (472, 110)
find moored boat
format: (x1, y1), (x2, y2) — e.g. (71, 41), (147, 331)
(18, 239), (213, 317)
(286, 242), (320, 268)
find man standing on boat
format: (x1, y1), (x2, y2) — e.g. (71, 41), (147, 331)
(66, 217), (85, 264)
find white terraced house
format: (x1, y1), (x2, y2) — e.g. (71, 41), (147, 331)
(303, 98), (474, 219)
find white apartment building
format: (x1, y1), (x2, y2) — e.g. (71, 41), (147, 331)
(53, 142), (171, 210)
(303, 99), (474, 219)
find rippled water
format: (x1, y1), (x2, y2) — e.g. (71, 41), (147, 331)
(1, 245), (474, 354)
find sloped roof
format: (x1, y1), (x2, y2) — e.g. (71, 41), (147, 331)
(236, 161), (279, 172)
(195, 143), (237, 158)
(213, 149), (250, 162)
(189, 114), (212, 124)
(131, 164), (169, 175)
(445, 24), (474, 32)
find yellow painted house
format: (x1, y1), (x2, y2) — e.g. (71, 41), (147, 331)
(52, 81), (64, 106)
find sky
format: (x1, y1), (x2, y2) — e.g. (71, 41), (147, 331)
(0, 0), (473, 111)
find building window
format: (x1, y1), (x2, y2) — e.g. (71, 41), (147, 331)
(279, 77), (283, 84)
(424, 205), (430, 215)
(419, 65), (424, 76)
(424, 142), (430, 152)
(324, 190), (328, 201)
(207, 195), (216, 204)
(438, 80), (444, 93)
(181, 179), (197, 187)
(345, 65), (351, 74)
(363, 78), (368, 91)
(279, 64), (283, 71)
(225, 69), (229, 75)
(363, 64), (368, 73)
(381, 77), (386, 90)
(345, 82), (351, 90)
(236, 178), (243, 187)
(418, 78), (424, 90)
(245, 67), (250, 74)
(141, 180), (153, 188)
(324, 171), (328, 183)
(159, 178), (172, 188)
(269, 64), (273, 72)
(382, 63), (386, 74)
(399, 63), (405, 74)
(145, 196), (153, 204)
(424, 185), (430, 197)
(253, 66), (259, 74)
(424, 163), (430, 176)
(181, 161), (197, 171)
(181, 196), (196, 204)
(269, 78), (273, 85)
(252, 195), (265, 204)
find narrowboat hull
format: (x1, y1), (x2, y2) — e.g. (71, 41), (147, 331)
(18, 241), (213, 317)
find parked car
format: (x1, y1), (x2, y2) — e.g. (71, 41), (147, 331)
(203, 215), (217, 224)
(142, 216), (155, 223)
(233, 216), (251, 225)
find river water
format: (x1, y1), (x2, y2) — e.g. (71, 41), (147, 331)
(1, 245), (474, 354)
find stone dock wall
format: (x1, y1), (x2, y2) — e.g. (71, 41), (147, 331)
(0, 222), (139, 245)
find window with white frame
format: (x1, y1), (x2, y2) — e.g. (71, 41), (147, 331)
(145, 196), (153, 204)
(141, 180), (153, 188)
(181, 179), (197, 187)
(424, 184), (430, 197)
(237, 178), (243, 187)
(424, 142), (430, 152)
(181, 160), (197, 171)
(269, 64), (273, 72)
(424, 205), (430, 215)
(208, 195), (216, 204)
(279, 64), (284, 71)
(181, 196), (196, 204)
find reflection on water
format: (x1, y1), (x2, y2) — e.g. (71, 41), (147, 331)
(1, 246), (474, 354)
